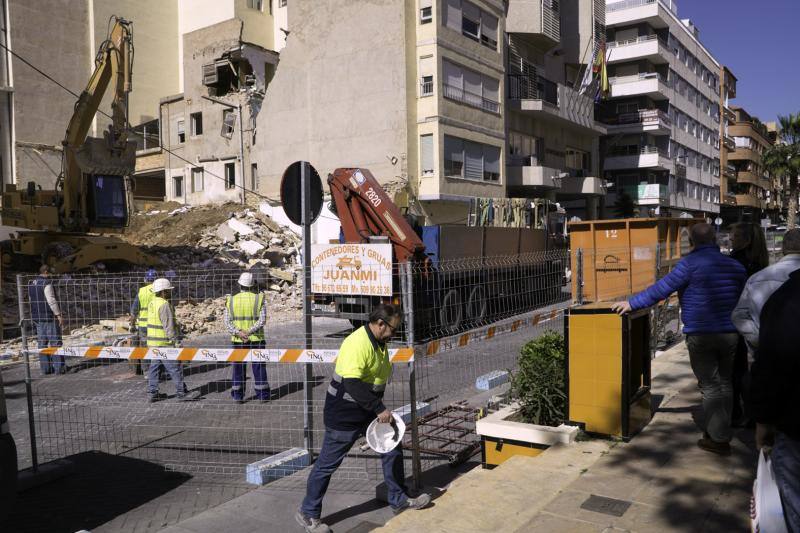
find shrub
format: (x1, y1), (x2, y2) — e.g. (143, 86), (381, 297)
(511, 330), (566, 427)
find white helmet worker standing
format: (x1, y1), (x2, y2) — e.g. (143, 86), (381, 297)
(146, 277), (194, 402)
(225, 271), (269, 403)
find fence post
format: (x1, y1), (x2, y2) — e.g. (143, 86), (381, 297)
(16, 274), (38, 472)
(576, 248), (584, 305)
(402, 263), (422, 490)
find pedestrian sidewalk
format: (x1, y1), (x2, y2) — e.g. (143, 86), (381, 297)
(378, 342), (756, 533)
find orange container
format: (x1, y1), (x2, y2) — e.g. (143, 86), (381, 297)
(569, 218), (699, 302)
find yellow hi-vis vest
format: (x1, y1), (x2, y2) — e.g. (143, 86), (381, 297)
(137, 283), (154, 328)
(147, 296), (174, 347)
(227, 291), (265, 343)
(332, 326), (391, 392)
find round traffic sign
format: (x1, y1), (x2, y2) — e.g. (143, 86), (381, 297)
(280, 161), (323, 226)
(714, 217), (722, 226)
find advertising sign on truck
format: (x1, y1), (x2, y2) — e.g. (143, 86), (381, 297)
(310, 243), (393, 297)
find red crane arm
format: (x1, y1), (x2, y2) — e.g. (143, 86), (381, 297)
(328, 168), (425, 264)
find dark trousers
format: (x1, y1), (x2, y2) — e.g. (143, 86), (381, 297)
(34, 320), (65, 375)
(301, 425), (407, 519)
(732, 336), (749, 421)
(774, 432), (800, 533)
(685, 333), (738, 443)
(230, 341), (269, 400)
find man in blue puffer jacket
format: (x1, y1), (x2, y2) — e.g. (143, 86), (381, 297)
(613, 223), (746, 455)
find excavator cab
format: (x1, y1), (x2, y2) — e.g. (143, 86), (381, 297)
(86, 174), (128, 228)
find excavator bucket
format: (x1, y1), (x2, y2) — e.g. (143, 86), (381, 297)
(74, 137), (137, 177)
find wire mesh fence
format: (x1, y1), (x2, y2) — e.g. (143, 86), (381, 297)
(12, 250), (573, 491)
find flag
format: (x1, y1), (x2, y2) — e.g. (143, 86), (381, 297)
(594, 41), (609, 102)
(577, 45), (598, 96)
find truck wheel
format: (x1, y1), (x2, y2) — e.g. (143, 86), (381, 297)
(466, 286), (487, 323)
(439, 289), (462, 334)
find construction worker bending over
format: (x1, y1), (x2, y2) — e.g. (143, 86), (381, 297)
(224, 272), (269, 403)
(296, 304), (430, 533)
(146, 277), (194, 402)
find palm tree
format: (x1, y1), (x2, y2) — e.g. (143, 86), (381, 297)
(763, 113), (800, 228)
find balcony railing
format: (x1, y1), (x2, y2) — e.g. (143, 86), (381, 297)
(607, 0), (677, 15)
(607, 145), (668, 157)
(420, 79), (433, 96)
(609, 71), (668, 86)
(507, 155), (542, 167)
(507, 74), (558, 106)
(442, 82), (500, 114)
(614, 109), (671, 126)
(607, 34), (667, 49)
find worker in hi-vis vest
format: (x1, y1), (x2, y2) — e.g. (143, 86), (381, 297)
(296, 304), (430, 533)
(146, 277), (195, 403)
(223, 272), (269, 403)
(129, 268), (158, 375)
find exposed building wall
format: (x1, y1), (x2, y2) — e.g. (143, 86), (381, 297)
(254, 0), (409, 201)
(10, 0), (89, 189)
(93, 0), (180, 127)
(178, 0), (235, 91)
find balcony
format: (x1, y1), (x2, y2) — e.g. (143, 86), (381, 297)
(506, 156), (560, 189)
(607, 34), (670, 64)
(442, 83), (501, 114)
(507, 76), (603, 133)
(724, 164), (736, 178)
(604, 145), (671, 170)
(735, 194), (765, 209)
(729, 147), (761, 163)
(605, 108), (671, 135)
(506, 0), (560, 49)
(560, 176), (606, 196)
(622, 183), (668, 205)
(609, 72), (670, 100)
(736, 171), (766, 188)
(607, 0), (676, 28)
(723, 106), (736, 123)
(723, 135), (736, 151)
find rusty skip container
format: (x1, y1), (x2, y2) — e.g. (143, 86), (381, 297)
(569, 218), (699, 303)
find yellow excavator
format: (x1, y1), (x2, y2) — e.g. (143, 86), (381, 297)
(0, 16), (154, 272)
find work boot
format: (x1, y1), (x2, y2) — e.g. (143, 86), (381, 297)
(148, 393), (165, 403)
(697, 436), (731, 456)
(392, 493), (432, 515)
(176, 390), (199, 402)
(295, 510), (331, 533)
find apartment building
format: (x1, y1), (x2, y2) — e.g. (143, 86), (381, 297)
(254, 0), (606, 224)
(719, 105), (773, 223)
(718, 65), (736, 216)
(7, 0), (180, 190)
(600, 0), (722, 218)
(161, 0), (284, 205)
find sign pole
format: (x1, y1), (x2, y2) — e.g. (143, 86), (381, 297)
(302, 162), (314, 455)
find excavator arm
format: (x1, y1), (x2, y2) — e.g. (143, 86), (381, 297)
(328, 168), (425, 263)
(61, 16), (135, 231)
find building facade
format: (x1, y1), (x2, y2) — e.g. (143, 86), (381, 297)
(254, 0), (606, 224)
(600, 0), (721, 218)
(719, 105), (773, 223)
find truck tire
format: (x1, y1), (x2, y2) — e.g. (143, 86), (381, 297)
(439, 289), (462, 334)
(466, 286), (487, 323)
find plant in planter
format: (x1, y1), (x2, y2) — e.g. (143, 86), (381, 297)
(511, 331), (566, 427)
(476, 330), (576, 468)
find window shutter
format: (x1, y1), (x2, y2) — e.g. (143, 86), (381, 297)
(464, 68), (481, 96)
(420, 135), (434, 174)
(419, 55), (434, 78)
(462, 1), (479, 23)
(483, 76), (499, 102)
(482, 13), (498, 43)
(464, 141), (483, 181)
(443, 60), (462, 89)
(420, 0), (432, 8)
(445, 0), (461, 31)
(484, 145), (500, 180)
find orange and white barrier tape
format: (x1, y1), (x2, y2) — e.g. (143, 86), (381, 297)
(37, 346), (414, 364)
(422, 307), (566, 358)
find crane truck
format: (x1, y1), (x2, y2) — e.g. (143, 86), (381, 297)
(0, 16), (153, 272)
(313, 167), (567, 340)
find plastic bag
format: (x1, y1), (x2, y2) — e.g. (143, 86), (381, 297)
(752, 448), (788, 533)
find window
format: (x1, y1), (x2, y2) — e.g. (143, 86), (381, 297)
(173, 175), (183, 198)
(420, 0), (432, 24)
(247, 0), (263, 10)
(444, 0), (497, 50)
(191, 167), (204, 192)
(508, 131), (543, 165)
(225, 162), (236, 190)
(442, 59), (500, 112)
(251, 163), (259, 191)
(461, 2), (480, 40)
(444, 135), (500, 182)
(190, 112), (203, 136)
(221, 109), (236, 139)
(617, 102), (638, 114)
(279, 0), (287, 6)
(177, 119), (185, 143)
(419, 55), (434, 96)
(566, 148), (591, 175)
(420, 134), (434, 176)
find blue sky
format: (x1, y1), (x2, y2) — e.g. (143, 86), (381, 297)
(680, 0), (800, 123)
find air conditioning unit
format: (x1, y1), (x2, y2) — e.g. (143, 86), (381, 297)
(202, 63), (218, 86)
(244, 74), (256, 87)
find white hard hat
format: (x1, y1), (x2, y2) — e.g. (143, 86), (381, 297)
(366, 413), (406, 454)
(238, 272), (255, 287)
(152, 278), (174, 293)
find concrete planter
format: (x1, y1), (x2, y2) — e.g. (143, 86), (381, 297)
(476, 403), (578, 468)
